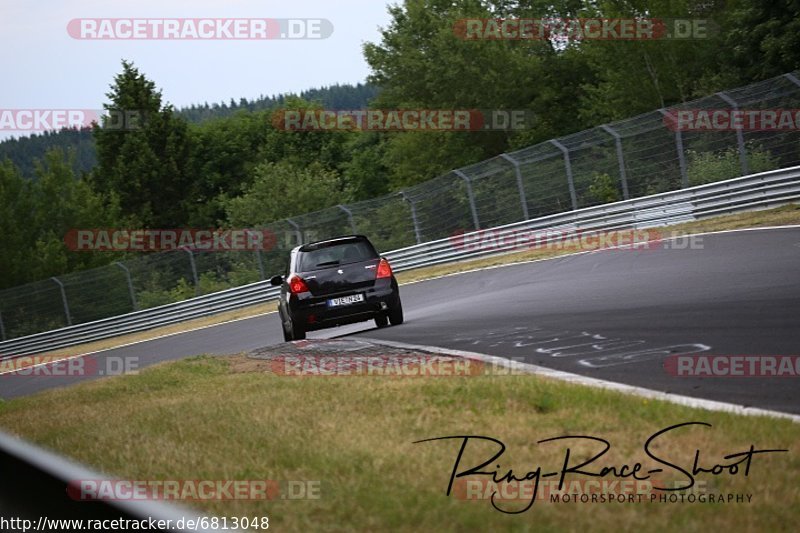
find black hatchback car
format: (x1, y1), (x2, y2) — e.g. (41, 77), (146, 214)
(270, 235), (403, 341)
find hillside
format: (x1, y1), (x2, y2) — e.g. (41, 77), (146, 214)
(0, 82), (380, 178)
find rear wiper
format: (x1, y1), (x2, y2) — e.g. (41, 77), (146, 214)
(315, 260), (341, 267)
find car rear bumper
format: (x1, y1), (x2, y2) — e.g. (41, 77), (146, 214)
(286, 282), (399, 331)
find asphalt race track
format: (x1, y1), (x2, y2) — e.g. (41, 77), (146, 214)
(2, 227), (799, 414)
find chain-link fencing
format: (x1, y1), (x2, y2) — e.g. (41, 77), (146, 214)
(1, 71), (799, 340)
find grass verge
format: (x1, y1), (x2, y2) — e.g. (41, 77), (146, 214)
(0, 355), (796, 531)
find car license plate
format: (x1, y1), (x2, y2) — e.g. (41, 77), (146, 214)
(327, 293), (365, 307)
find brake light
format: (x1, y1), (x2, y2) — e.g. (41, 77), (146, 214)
(376, 258), (393, 279)
(288, 275), (310, 294)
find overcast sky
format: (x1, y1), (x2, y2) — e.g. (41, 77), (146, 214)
(0, 0), (394, 138)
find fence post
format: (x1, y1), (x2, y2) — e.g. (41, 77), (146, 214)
(453, 169), (480, 230)
(183, 249), (200, 297)
(50, 277), (72, 326)
(244, 229), (266, 280)
(716, 91), (749, 176)
(254, 248), (266, 280)
(399, 192), (422, 244)
(499, 153), (530, 220)
(549, 139), (578, 210)
(785, 73), (800, 87)
(286, 218), (302, 246)
(114, 262), (138, 311)
(658, 108), (689, 188)
(337, 204), (358, 234)
(599, 124), (630, 200)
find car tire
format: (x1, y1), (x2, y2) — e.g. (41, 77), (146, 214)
(388, 298), (404, 325)
(283, 320), (306, 341)
(292, 322), (306, 340)
(374, 314), (389, 328)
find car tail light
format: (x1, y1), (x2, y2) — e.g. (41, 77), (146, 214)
(376, 258), (393, 279)
(288, 275), (310, 294)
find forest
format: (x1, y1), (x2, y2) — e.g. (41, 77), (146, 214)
(1, 0), (798, 294)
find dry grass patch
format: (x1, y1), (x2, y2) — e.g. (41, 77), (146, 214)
(0, 355), (797, 531)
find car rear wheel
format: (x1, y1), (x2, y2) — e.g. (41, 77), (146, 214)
(388, 298), (404, 325)
(374, 314), (389, 328)
(283, 320), (306, 341)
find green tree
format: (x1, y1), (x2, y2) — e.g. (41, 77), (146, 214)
(340, 133), (392, 200)
(224, 161), (347, 227)
(715, 0), (800, 84)
(185, 110), (271, 226)
(260, 97), (354, 172)
(92, 61), (193, 227)
(573, 0), (728, 123)
(0, 149), (120, 289)
(363, 0), (594, 186)
(0, 159), (33, 288)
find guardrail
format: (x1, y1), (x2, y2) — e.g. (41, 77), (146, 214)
(386, 164), (800, 271)
(1, 165), (798, 359)
(0, 429), (234, 532)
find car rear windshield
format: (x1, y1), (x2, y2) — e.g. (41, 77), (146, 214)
(297, 239), (378, 271)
